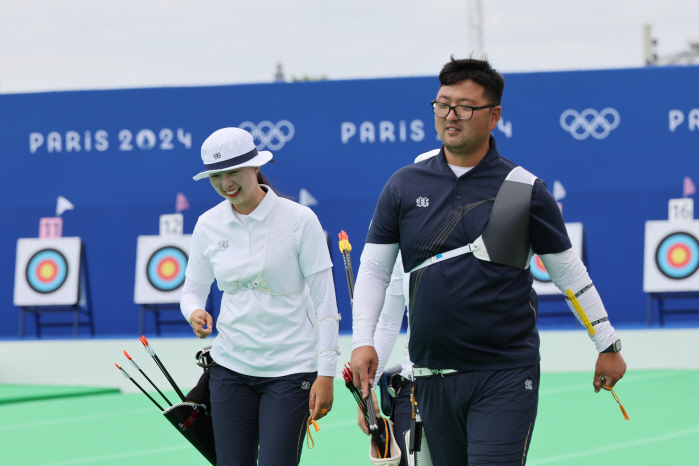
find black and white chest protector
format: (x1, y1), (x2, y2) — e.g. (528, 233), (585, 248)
(410, 166), (537, 272)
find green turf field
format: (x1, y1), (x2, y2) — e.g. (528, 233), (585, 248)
(1, 370), (697, 465)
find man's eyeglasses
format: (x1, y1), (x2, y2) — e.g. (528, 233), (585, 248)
(431, 100), (496, 121)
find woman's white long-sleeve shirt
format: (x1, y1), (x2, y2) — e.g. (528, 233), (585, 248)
(181, 188), (339, 377)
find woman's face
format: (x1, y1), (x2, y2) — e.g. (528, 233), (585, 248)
(209, 166), (263, 213)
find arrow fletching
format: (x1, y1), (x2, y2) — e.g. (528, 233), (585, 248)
(124, 350), (141, 369)
(115, 363), (131, 379)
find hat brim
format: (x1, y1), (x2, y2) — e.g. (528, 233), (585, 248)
(193, 151), (274, 180)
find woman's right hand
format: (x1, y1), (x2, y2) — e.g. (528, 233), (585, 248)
(189, 309), (213, 338)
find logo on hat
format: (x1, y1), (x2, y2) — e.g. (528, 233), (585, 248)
(213, 152), (221, 159)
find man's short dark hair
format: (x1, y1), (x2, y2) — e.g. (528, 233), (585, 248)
(438, 56), (505, 105)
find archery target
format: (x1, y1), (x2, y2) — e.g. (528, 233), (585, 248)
(26, 249), (68, 293)
(14, 237), (82, 306)
(530, 254), (551, 282)
(135, 235), (192, 304)
(655, 233), (699, 279)
(644, 221), (699, 292)
(147, 246), (187, 291)
(531, 222), (584, 296)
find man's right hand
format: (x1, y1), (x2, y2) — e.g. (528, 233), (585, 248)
(350, 345), (378, 398)
(189, 309), (213, 338)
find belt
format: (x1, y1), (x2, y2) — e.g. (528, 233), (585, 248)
(413, 366), (462, 378)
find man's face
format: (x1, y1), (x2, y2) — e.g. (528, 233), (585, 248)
(434, 80), (501, 157)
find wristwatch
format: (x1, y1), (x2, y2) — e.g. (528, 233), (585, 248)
(601, 339), (622, 353)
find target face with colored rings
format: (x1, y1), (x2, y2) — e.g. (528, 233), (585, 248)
(530, 254), (551, 282)
(146, 246), (188, 291)
(26, 249), (69, 293)
(655, 232), (699, 280)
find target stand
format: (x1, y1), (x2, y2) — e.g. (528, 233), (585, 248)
(530, 223), (585, 325)
(135, 234), (215, 335)
(644, 217), (699, 326)
(14, 237), (95, 338)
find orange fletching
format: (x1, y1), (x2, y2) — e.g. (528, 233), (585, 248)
(123, 350), (132, 360)
(620, 404), (630, 420)
(114, 363), (121, 369)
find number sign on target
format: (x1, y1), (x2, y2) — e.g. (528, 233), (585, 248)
(134, 235), (192, 304)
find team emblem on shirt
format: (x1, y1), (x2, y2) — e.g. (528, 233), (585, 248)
(217, 240), (228, 249)
(301, 381), (311, 390)
(524, 379), (533, 390)
(416, 197), (429, 207)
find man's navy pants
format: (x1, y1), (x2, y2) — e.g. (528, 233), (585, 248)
(414, 364), (539, 466)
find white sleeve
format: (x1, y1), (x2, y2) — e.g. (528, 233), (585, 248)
(539, 248), (618, 352)
(185, 222), (216, 285)
(373, 295), (407, 386)
(373, 255), (407, 385)
(295, 206), (333, 276)
(305, 268), (340, 378)
(180, 277), (211, 322)
(351, 242), (400, 351)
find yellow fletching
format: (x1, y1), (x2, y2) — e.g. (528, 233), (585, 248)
(566, 289), (595, 335)
(339, 239), (352, 253)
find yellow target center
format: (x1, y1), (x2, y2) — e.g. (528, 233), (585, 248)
(38, 262), (56, 280)
(159, 259), (177, 279)
(670, 247), (688, 265)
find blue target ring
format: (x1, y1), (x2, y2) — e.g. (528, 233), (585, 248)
(26, 249), (68, 294)
(655, 232), (699, 280)
(146, 246), (187, 291)
(530, 254), (551, 282)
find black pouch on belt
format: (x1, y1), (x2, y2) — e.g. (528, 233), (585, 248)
(409, 418), (423, 452)
(185, 346), (214, 412)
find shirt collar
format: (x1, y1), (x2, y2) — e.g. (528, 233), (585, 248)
(221, 185), (278, 225)
(435, 134), (500, 174)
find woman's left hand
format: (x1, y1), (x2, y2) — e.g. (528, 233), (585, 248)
(309, 375), (334, 421)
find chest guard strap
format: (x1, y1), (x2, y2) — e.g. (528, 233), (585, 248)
(410, 166), (537, 273)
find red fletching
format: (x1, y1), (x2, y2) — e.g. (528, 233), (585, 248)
(341, 364), (354, 384)
(123, 350), (132, 360)
(114, 363), (121, 369)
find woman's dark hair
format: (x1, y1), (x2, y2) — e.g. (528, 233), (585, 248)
(257, 171), (293, 200)
(438, 55), (505, 105)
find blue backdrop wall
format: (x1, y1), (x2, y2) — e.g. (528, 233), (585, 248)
(1, 65), (698, 338)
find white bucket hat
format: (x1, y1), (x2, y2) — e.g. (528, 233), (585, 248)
(193, 127), (274, 181)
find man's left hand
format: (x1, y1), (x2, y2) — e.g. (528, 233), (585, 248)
(593, 352), (626, 393)
(309, 375), (334, 421)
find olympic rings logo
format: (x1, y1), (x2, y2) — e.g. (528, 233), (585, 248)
(239, 120), (295, 150)
(559, 108), (620, 140)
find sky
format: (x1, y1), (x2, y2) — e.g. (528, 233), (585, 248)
(1, 0), (698, 94)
